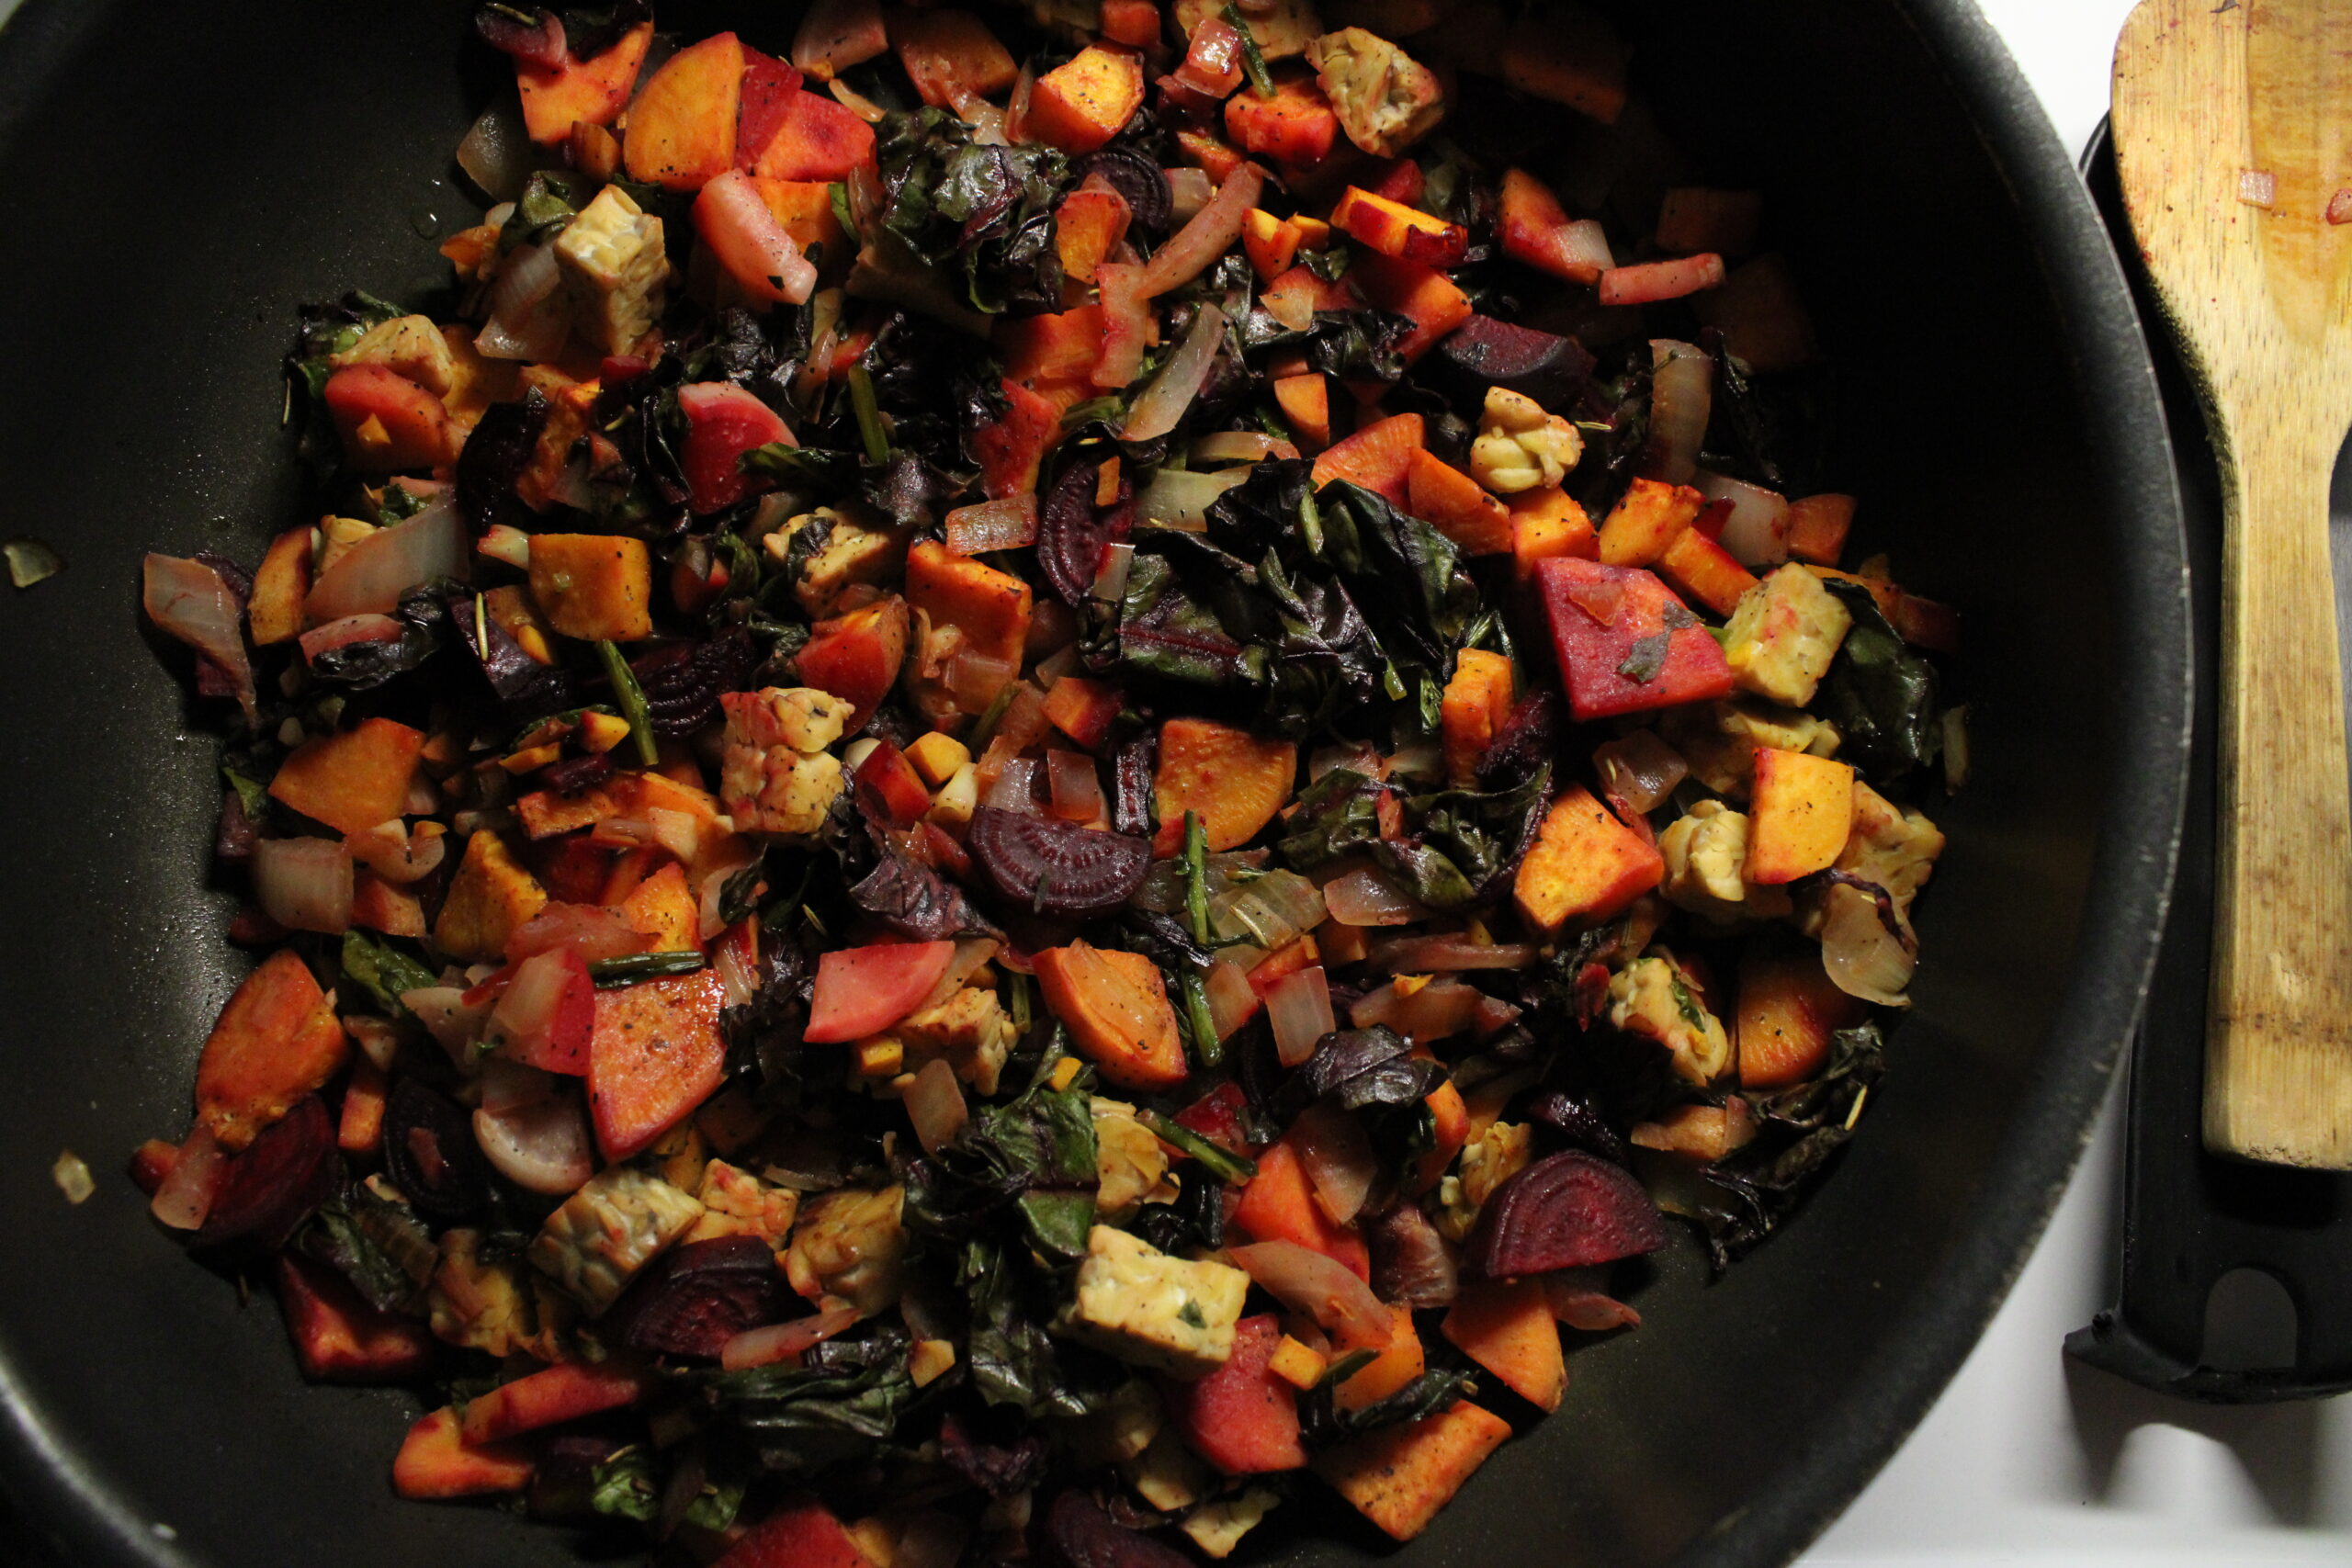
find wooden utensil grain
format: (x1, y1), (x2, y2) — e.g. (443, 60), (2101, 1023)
(2113, 0), (2352, 1168)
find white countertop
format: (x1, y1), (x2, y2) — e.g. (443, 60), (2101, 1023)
(1801, 5), (2352, 1562)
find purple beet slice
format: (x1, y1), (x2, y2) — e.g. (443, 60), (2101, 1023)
(1039, 458), (1135, 605)
(1043, 1491), (1194, 1568)
(605, 1235), (782, 1357)
(1465, 1149), (1668, 1278)
(382, 1077), (491, 1222)
(1431, 316), (1596, 410)
(967, 807), (1151, 917)
(193, 1096), (340, 1256)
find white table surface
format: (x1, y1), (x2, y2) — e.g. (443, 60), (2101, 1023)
(1800, 4), (2352, 1563)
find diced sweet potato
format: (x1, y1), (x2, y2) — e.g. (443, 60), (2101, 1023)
(618, 861), (700, 952)
(337, 1057), (389, 1156)
(1496, 166), (1613, 284)
(267, 716), (424, 835)
(1244, 209), (1304, 280)
(527, 533), (653, 642)
(588, 969), (729, 1161)
(1034, 940), (1187, 1091)
(1657, 525), (1758, 618)
(1311, 411), (1422, 504)
(718, 1498), (879, 1568)
(622, 31), (743, 189)
(1176, 129), (1248, 185)
(1333, 1303), (1424, 1410)
(1442, 1280), (1566, 1412)
(1509, 487), (1597, 582)
(1330, 186), (1467, 266)
(972, 378), (1064, 498)
(1597, 477), (1704, 568)
(1736, 951), (1865, 1089)
(1346, 252), (1472, 363)
(1273, 373), (1330, 453)
(795, 594), (910, 729)
(750, 88), (878, 180)
(1054, 186), (1132, 285)
(1499, 6), (1629, 123)
(1028, 44), (1148, 153)
(1042, 675), (1124, 750)
(1514, 784), (1663, 934)
(462, 1359), (654, 1444)
(1632, 1100), (1758, 1163)
(276, 1254), (433, 1382)
(391, 1406), (535, 1500)
(752, 177), (852, 276)
(1441, 649), (1514, 788)
(248, 526), (312, 645)
(1314, 1399), (1511, 1540)
(1747, 747), (1854, 885)
(1784, 493), (1856, 566)
(195, 948), (349, 1152)
(322, 367), (458, 472)
(1226, 66), (1337, 167)
(516, 21), (654, 143)
(889, 7), (1018, 107)
(1102, 0), (1161, 45)
(435, 830), (552, 964)
(909, 537), (1033, 682)
(1260, 263), (1354, 331)
(1000, 305), (1107, 395)
(1151, 716), (1296, 855)
(1408, 1074), (1468, 1193)
(1408, 449), (1512, 556)
(1233, 1137), (1372, 1280)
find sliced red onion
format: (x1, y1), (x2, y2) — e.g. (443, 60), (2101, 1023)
(1193, 431), (1295, 465)
(252, 837), (355, 933)
(401, 985), (492, 1060)
(1137, 466), (1250, 529)
(1120, 306), (1227, 442)
(456, 99), (534, 203)
(1046, 749), (1104, 823)
(983, 756), (1043, 813)
(505, 902), (650, 964)
(1204, 959), (1259, 1039)
(694, 169), (819, 307)
(1165, 166), (1216, 223)
(905, 1057), (969, 1155)
(150, 1125), (225, 1231)
(1227, 1239), (1388, 1346)
(1139, 164), (1262, 296)
(1349, 976), (1485, 1043)
(1095, 261), (1152, 389)
(1592, 730), (1689, 813)
(305, 499), (467, 622)
(141, 554), (255, 724)
(944, 495), (1040, 555)
(1266, 964), (1335, 1067)
(1293, 1102), (1376, 1225)
(1319, 864), (1426, 928)
(1542, 1268), (1642, 1331)
(1369, 937), (1537, 975)
(473, 1080), (596, 1195)
(1820, 881), (1916, 1006)
(1645, 339), (1713, 486)
(1697, 469), (1791, 569)
(723, 1304), (861, 1371)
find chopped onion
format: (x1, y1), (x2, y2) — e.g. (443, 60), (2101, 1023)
(1204, 959), (1260, 1039)
(306, 499), (468, 622)
(1174, 17), (1244, 96)
(1308, 741), (1384, 782)
(1592, 730), (1688, 813)
(1095, 261), (1152, 389)
(1193, 431), (1296, 464)
(476, 242), (568, 362)
(1046, 749), (1104, 823)
(506, 902), (650, 963)
(2237, 168), (2277, 208)
(1089, 541), (1136, 605)
(456, 99), (533, 202)
(983, 756), (1042, 813)
(699, 857), (757, 942)
(1645, 338), (1713, 486)
(1121, 305), (1227, 442)
(1139, 164), (1262, 296)
(1266, 964), (1335, 1066)
(912, 938), (1001, 1016)
(401, 985), (492, 1061)
(474, 1089), (600, 1194)
(141, 554), (254, 724)
(947, 648), (1019, 714)
(1165, 166), (1215, 222)
(149, 1125), (224, 1231)
(1319, 864), (1426, 927)
(253, 837), (355, 933)
(715, 930), (761, 1008)
(694, 169), (819, 307)
(1542, 1268), (1642, 1331)
(723, 1304), (861, 1371)
(944, 495), (1039, 555)
(1698, 469), (1791, 569)
(1137, 466), (1250, 530)
(905, 1057), (969, 1155)
(1370, 936), (1536, 975)
(1350, 976), (1484, 1043)
(1293, 1102), (1375, 1225)
(831, 76), (890, 123)
(1228, 1240), (1389, 1347)
(1820, 882), (1916, 1006)
(345, 1016), (402, 1072)
(1208, 869), (1327, 951)
(1553, 218), (1617, 280)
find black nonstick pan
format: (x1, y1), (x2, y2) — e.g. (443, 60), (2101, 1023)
(0, 3), (2188, 1566)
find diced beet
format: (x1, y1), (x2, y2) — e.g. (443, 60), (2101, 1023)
(1367, 1201), (1460, 1308)
(1536, 557), (1733, 721)
(1158, 1315), (1305, 1475)
(967, 807), (1151, 917)
(193, 1096), (340, 1257)
(1476, 692), (1563, 790)
(381, 1077), (491, 1222)
(1110, 733), (1156, 839)
(1522, 1089), (1631, 1166)
(1042, 1490), (1195, 1568)
(215, 787), (257, 863)
(605, 1235), (783, 1358)
(1038, 458), (1135, 605)
(454, 395), (548, 536)
(1465, 1150), (1668, 1278)
(538, 751), (613, 795)
(631, 627), (755, 737)
(1430, 315), (1596, 410)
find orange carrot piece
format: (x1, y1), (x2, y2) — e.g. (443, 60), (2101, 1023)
(1034, 940), (1188, 1090)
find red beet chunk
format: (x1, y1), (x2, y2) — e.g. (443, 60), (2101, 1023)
(1537, 556), (1733, 720)
(605, 1235), (783, 1358)
(1431, 315), (1595, 409)
(1042, 1491), (1195, 1568)
(1466, 1150), (1668, 1278)
(967, 807), (1151, 917)
(193, 1096), (339, 1256)
(1159, 1315), (1306, 1474)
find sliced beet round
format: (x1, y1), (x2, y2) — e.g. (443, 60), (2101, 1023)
(967, 807), (1151, 917)
(1465, 1149), (1668, 1278)
(1072, 148), (1171, 235)
(1043, 1490), (1194, 1568)
(193, 1096), (340, 1257)
(382, 1077), (491, 1222)
(605, 1235), (783, 1358)
(1039, 459), (1135, 606)
(1430, 316), (1596, 411)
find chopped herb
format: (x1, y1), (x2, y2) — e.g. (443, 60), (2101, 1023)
(1139, 1109), (1259, 1186)
(1226, 2), (1277, 97)
(595, 638), (660, 766)
(1616, 629), (1670, 682)
(846, 363), (890, 464)
(590, 950), (709, 987)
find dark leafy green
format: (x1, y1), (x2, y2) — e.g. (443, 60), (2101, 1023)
(1815, 580), (1940, 783)
(875, 109), (1075, 315)
(1277, 767), (1387, 871)
(1276, 1026), (1443, 1119)
(691, 1325), (919, 1475)
(1697, 1023), (1888, 1268)
(341, 931), (438, 1017)
(1374, 762), (1552, 911)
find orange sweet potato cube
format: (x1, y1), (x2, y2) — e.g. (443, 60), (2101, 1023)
(1656, 525), (1758, 617)
(392, 1406), (535, 1500)
(1151, 716), (1297, 855)
(618, 860), (701, 952)
(589, 970), (729, 1160)
(1311, 412), (1423, 504)
(1346, 252), (1472, 363)
(1034, 940), (1187, 1091)
(621, 30), (743, 189)
(1509, 487), (1598, 582)
(1273, 373), (1331, 453)
(1513, 784), (1663, 934)
(267, 717), (424, 835)
(1784, 492), (1857, 566)
(889, 7), (1018, 107)
(1442, 1280), (1566, 1412)
(1441, 649), (1514, 788)
(752, 177), (852, 276)
(1597, 477), (1704, 568)
(1746, 748), (1855, 885)
(1054, 186), (1133, 285)
(528, 534), (654, 642)
(1313, 1399), (1512, 1541)
(195, 948), (350, 1152)
(1329, 186), (1469, 267)
(516, 21), (653, 144)
(907, 539), (1033, 668)
(1225, 66), (1337, 167)
(435, 830), (552, 963)
(1736, 951), (1866, 1089)
(248, 526), (312, 645)
(1244, 209), (1304, 281)
(1333, 1303), (1426, 1412)
(1407, 449), (1512, 556)
(1027, 44), (1148, 153)
(1176, 129), (1247, 185)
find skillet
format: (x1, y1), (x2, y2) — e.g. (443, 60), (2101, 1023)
(0, 2), (2189, 1564)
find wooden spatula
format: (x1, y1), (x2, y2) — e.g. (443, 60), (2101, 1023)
(2112, 0), (2352, 1168)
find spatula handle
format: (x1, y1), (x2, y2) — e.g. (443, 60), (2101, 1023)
(2206, 414), (2352, 1168)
